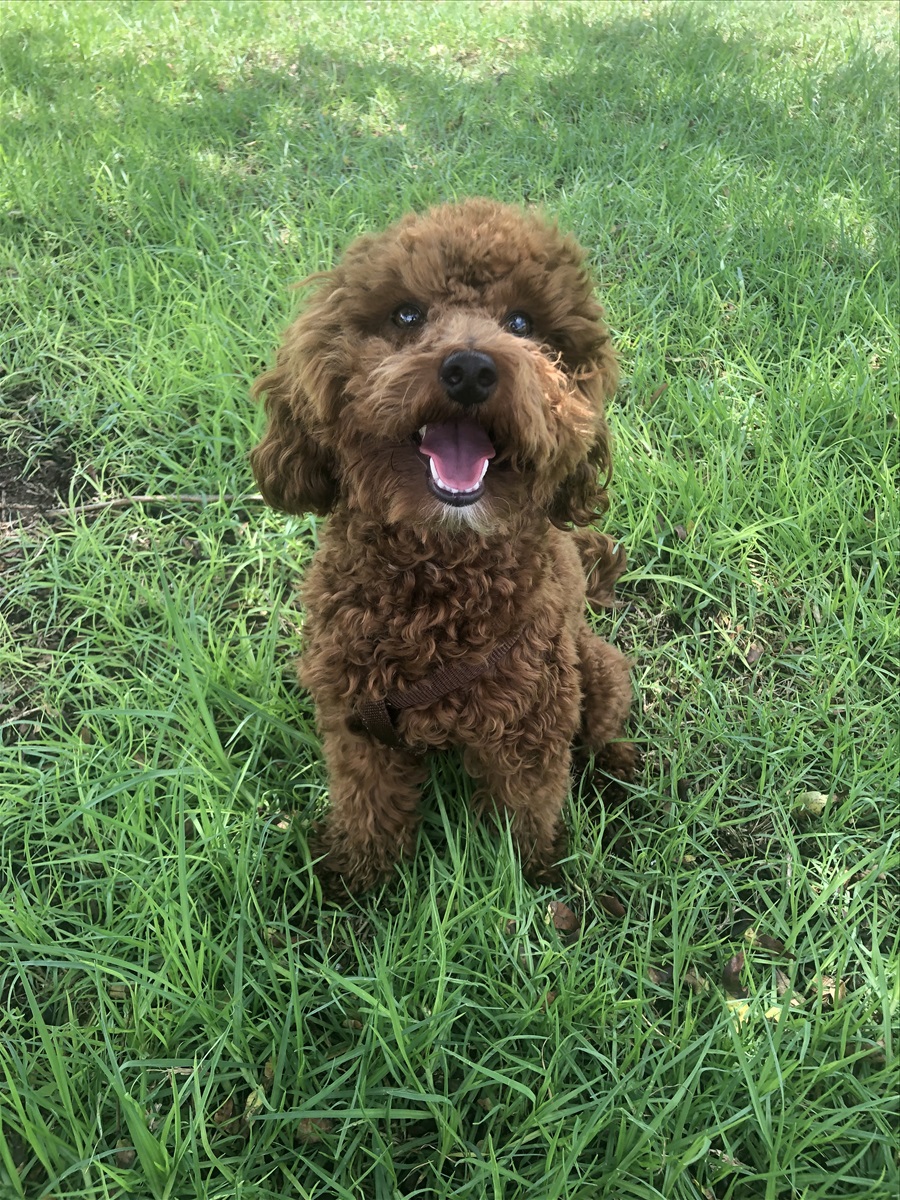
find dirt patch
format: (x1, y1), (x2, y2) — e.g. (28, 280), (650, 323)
(0, 441), (75, 525)
(0, 379), (80, 526)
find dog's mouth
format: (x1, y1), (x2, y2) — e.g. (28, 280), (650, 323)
(412, 420), (496, 507)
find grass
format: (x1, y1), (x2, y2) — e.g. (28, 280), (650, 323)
(0, 1), (898, 1197)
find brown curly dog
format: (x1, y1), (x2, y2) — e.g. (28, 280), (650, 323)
(251, 198), (634, 895)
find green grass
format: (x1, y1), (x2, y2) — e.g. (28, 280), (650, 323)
(1, 1), (898, 1197)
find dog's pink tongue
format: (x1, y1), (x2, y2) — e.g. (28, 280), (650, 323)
(419, 421), (495, 490)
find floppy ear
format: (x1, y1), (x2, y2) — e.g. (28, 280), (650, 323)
(547, 419), (612, 529)
(250, 359), (339, 516)
(547, 344), (618, 528)
(572, 529), (627, 608)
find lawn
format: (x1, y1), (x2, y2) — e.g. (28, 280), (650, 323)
(0, 2), (897, 1197)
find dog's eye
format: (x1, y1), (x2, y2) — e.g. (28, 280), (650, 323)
(503, 311), (533, 338)
(392, 303), (426, 330)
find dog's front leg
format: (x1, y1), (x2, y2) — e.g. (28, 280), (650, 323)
(575, 626), (636, 788)
(466, 734), (572, 885)
(309, 725), (429, 896)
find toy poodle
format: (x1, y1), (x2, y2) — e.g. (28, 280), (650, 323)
(251, 198), (634, 895)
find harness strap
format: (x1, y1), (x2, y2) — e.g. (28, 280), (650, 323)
(355, 628), (524, 750)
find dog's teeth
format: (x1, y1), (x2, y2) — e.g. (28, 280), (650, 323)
(429, 455), (486, 497)
(419, 425), (427, 438)
(429, 459), (453, 491)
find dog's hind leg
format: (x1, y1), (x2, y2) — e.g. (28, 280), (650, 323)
(309, 726), (429, 896)
(575, 626), (635, 785)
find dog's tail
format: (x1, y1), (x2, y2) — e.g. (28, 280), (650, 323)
(573, 530), (627, 609)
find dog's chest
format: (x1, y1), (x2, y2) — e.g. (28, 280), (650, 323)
(302, 525), (551, 690)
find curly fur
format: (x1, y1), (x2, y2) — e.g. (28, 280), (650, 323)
(251, 199), (634, 895)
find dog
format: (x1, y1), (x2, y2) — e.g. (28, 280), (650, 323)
(251, 198), (634, 895)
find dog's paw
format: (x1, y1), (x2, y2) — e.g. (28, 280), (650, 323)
(308, 826), (394, 900)
(574, 741), (639, 808)
(520, 821), (568, 888)
(598, 739), (637, 783)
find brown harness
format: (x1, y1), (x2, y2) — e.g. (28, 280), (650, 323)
(354, 628), (524, 750)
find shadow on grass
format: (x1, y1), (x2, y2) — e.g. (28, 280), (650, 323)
(1, 4), (895, 259)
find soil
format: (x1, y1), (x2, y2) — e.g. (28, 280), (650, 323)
(0, 441), (75, 525)
(0, 381), (78, 526)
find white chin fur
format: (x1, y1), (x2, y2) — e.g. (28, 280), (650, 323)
(435, 496), (492, 535)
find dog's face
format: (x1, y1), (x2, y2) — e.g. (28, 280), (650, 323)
(251, 199), (617, 533)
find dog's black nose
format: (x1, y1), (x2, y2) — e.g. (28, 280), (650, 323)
(438, 350), (498, 407)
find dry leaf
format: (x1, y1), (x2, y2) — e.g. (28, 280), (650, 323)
(746, 644), (764, 666)
(765, 991), (804, 1020)
(242, 1087), (266, 1122)
(114, 1140), (136, 1169)
(648, 382), (669, 404)
(722, 951), (747, 998)
(864, 1039), (886, 1065)
(796, 790), (831, 817)
(726, 998), (751, 1026)
(296, 1117), (332, 1143)
(756, 933), (790, 956)
(775, 968), (793, 997)
(683, 966), (708, 994)
(547, 900), (579, 934)
(212, 1097), (234, 1125)
(648, 965), (673, 986)
(810, 974), (845, 1005)
(710, 1147), (748, 1169)
(744, 928), (794, 959)
(597, 893), (626, 919)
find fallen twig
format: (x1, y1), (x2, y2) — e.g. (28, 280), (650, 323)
(7, 493), (265, 520)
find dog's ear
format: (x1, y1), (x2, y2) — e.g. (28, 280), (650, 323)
(546, 420), (612, 529)
(547, 347), (617, 528)
(572, 528), (627, 608)
(250, 359), (339, 516)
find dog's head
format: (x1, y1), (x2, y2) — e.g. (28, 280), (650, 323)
(250, 199), (618, 533)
